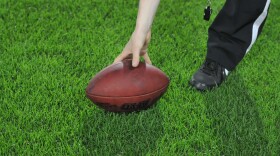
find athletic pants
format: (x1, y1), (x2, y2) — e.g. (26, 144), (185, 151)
(207, 0), (271, 71)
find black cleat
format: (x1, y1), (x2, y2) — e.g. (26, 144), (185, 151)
(189, 59), (229, 91)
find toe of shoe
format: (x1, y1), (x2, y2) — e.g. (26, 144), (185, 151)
(189, 78), (208, 91)
(189, 71), (217, 91)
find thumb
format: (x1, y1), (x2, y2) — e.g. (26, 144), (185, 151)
(114, 51), (128, 64)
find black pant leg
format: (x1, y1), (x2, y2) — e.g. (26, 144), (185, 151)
(207, 0), (271, 71)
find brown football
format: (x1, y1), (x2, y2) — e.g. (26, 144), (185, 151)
(85, 59), (169, 112)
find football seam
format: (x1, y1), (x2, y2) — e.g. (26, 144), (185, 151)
(86, 83), (169, 98)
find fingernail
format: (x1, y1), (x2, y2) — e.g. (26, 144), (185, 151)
(132, 62), (137, 67)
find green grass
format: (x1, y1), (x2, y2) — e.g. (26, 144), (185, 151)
(1, 0), (279, 155)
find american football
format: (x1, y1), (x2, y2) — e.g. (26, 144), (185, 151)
(86, 59), (169, 112)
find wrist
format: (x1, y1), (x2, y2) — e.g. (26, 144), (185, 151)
(134, 28), (150, 37)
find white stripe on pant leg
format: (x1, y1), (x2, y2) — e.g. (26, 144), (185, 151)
(225, 69), (229, 76)
(246, 0), (271, 53)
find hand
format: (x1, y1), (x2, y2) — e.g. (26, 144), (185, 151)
(114, 30), (152, 67)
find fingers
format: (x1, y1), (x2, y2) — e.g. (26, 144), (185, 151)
(115, 50), (152, 67)
(143, 52), (152, 65)
(114, 48), (141, 67)
(132, 52), (140, 67)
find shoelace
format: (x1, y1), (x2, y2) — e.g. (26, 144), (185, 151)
(201, 60), (218, 76)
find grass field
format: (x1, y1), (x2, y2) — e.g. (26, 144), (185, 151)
(1, 0), (280, 155)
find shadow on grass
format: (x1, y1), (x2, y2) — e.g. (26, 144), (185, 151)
(204, 73), (269, 155)
(81, 107), (163, 155)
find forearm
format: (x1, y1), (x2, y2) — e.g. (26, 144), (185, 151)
(135, 0), (160, 34)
